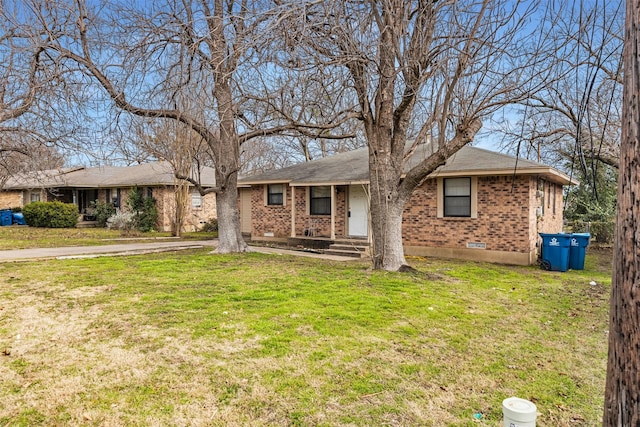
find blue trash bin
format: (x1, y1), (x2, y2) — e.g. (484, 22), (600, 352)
(569, 233), (591, 270)
(539, 233), (571, 272)
(0, 209), (12, 226)
(12, 212), (26, 225)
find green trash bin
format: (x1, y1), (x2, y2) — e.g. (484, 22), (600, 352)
(539, 233), (571, 272)
(569, 233), (591, 270)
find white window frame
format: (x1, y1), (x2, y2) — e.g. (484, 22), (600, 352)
(29, 191), (41, 203)
(437, 177), (477, 219)
(309, 186), (332, 216)
(265, 184), (285, 206)
(191, 193), (203, 209)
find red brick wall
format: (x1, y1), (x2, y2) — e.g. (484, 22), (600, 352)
(99, 186), (217, 231)
(0, 191), (23, 209)
(248, 176), (564, 262)
(530, 177), (564, 248)
(402, 175), (551, 254)
(251, 185), (347, 238)
(251, 185), (293, 238)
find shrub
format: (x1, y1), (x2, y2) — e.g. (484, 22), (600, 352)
(92, 200), (117, 227)
(200, 218), (218, 232)
(590, 221), (615, 244)
(22, 201), (79, 228)
(126, 187), (158, 232)
(10, 207), (21, 213)
(106, 211), (135, 231)
(568, 220), (615, 244)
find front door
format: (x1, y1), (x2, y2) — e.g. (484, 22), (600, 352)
(348, 185), (369, 237)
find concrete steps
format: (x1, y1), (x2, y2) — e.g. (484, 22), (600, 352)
(76, 220), (99, 228)
(325, 239), (370, 258)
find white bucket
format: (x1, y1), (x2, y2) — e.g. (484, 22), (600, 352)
(502, 397), (537, 427)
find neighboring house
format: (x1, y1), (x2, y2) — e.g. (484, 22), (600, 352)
(238, 145), (575, 265)
(0, 162), (217, 232)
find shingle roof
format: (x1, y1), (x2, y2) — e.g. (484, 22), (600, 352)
(239, 145), (574, 186)
(2, 162), (217, 190)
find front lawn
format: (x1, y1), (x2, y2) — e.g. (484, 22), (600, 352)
(0, 249), (611, 426)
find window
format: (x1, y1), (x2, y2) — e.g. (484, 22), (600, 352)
(191, 193), (202, 208)
(310, 186), (331, 215)
(29, 192), (41, 203)
(443, 178), (471, 217)
(267, 184), (284, 206)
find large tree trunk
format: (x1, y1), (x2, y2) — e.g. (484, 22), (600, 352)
(214, 171), (248, 253)
(368, 142), (409, 271)
(602, 1), (640, 424)
(369, 190), (407, 271)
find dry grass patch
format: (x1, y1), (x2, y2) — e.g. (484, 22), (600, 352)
(0, 249), (611, 426)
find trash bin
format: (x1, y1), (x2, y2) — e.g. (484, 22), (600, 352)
(503, 397), (537, 427)
(12, 212), (26, 225)
(539, 233), (571, 272)
(0, 209), (12, 226)
(569, 233), (591, 270)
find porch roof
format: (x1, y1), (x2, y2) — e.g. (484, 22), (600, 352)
(239, 144), (576, 186)
(2, 162), (217, 190)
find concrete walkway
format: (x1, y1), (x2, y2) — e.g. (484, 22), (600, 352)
(248, 245), (365, 262)
(0, 239), (362, 262)
(0, 240), (217, 262)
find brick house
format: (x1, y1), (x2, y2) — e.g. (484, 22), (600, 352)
(238, 145), (574, 265)
(0, 162), (217, 232)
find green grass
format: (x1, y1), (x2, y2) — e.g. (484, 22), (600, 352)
(0, 248), (611, 426)
(0, 227), (216, 250)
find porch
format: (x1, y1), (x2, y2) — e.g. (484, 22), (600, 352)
(287, 236), (370, 258)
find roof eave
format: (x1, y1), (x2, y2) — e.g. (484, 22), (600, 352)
(427, 167), (577, 185)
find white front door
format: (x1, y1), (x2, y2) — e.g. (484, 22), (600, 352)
(348, 185), (369, 237)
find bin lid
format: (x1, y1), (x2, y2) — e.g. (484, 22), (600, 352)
(502, 397), (537, 422)
(570, 233), (591, 246)
(539, 233), (571, 247)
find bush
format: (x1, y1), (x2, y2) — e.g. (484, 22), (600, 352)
(106, 211), (135, 231)
(22, 201), (79, 228)
(568, 220), (615, 244)
(126, 187), (158, 232)
(590, 221), (615, 244)
(10, 207), (21, 213)
(92, 200), (117, 227)
(200, 218), (218, 232)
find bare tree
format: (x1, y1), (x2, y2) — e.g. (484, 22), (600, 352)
(133, 119), (211, 237)
(34, 0), (354, 253)
(496, 0), (623, 171)
(0, 1), (66, 186)
(239, 55), (364, 173)
(603, 0), (640, 424)
(282, 0), (541, 270)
